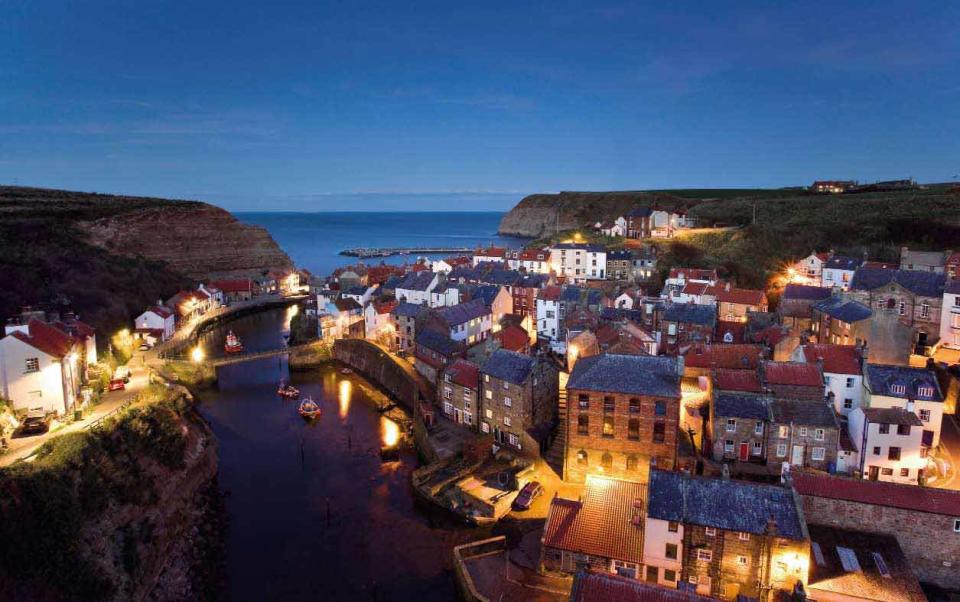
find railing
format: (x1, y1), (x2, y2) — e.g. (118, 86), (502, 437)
(84, 398), (135, 431)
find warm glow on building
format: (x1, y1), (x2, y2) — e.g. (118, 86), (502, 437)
(381, 416), (399, 447)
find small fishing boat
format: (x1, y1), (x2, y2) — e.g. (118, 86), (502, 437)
(298, 397), (321, 419)
(224, 331), (244, 354)
(277, 381), (299, 398)
(340, 367), (353, 375)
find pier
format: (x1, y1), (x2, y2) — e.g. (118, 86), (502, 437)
(339, 246), (474, 258)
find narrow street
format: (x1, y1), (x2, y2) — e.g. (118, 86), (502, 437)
(931, 413), (960, 491)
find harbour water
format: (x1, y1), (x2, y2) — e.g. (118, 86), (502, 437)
(235, 211), (526, 277)
(196, 308), (481, 601)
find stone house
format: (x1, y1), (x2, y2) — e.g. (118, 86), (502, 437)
(606, 250), (636, 281)
(439, 358), (480, 429)
(564, 354), (682, 483)
(706, 283), (768, 323)
(423, 299), (492, 346)
(848, 407), (924, 484)
(766, 398), (840, 472)
(849, 267), (946, 351)
(511, 273), (548, 320)
(479, 349), (558, 453)
(760, 361), (824, 402)
(626, 206), (652, 239)
(779, 284), (832, 334)
(939, 279), (960, 349)
(390, 301), (427, 352)
(899, 247), (950, 273)
(811, 296), (873, 347)
(210, 278), (253, 303)
(658, 303), (716, 355)
(568, 571), (722, 602)
(645, 470), (809, 600)
(413, 329), (462, 386)
(792, 471), (960, 590)
(709, 393), (771, 464)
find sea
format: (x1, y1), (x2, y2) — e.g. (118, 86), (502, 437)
(234, 211), (527, 278)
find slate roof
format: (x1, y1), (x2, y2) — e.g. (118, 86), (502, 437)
(783, 284), (832, 301)
(561, 286), (584, 303)
(471, 284), (502, 307)
(480, 349), (536, 385)
(861, 407), (922, 427)
(668, 268), (716, 282)
(143, 306), (174, 319)
(391, 301), (427, 319)
(567, 354), (680, 397)
(792, 472), (960, 515)
(570, 570), (721, 602)
(481, 269), (522, 287)
(683, 344), (763, 370)
(397, 271), (436, 292)
(824, 255), (864, 270)
(600, 307), (645, 323)
(864, 364), (943, 401)
(662, 303), (716, 327)
(543, 477), (646, 564)
(334, 298), (362, 312)
(812, 297), (872, 322)
(382, 275), (404, 290)
(807, 525), (927, 602)
(850, 268), (946, 298)
(626, 207), (652, 217)
(343, 285), (368, 296)
(770, 399), (838, 428)
(647, 470), (805, 540)
(763, 361), (822, 387)
(551, 243), (606, 252)
(713, 393), (770, 421)
(415, 329), (461, 356)
(517, 273), (549, 288)
(437, 299), (489, 327)
(799, 344), (861, 375)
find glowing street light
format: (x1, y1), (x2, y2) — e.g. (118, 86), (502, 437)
(191, 346), (205, 363)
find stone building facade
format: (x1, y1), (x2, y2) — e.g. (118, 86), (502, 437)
(708, 393), (771, 463)
(564, 354), (682, 483)
(848, 267), (946, 350)
(765, 399), (840, 472)
(479, 349), (558, 453)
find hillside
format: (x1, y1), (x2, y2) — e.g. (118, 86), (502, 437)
(0, 186), (293, 337)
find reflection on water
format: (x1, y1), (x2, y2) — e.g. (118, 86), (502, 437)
(338, 379), (351, 419)
(198, 308), (477, 601)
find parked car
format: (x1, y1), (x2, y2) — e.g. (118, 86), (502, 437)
(114, 366), (131, 383)
(512, 481), (544, 511)
(108, 378), (126, 391)
(138, 342), (151, 351)
(19, 412), (50, 436)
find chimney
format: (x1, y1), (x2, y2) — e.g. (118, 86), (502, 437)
(725, 281), (732, 293)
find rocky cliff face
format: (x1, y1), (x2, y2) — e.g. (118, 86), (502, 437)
(82, 203), (293, 280)
(497, 191), (689, 237)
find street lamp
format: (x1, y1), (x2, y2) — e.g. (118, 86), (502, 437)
(191, 346), (204, 363)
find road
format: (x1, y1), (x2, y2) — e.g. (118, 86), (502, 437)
(931, 413), (960, 490)
(0, 348), (153, 468)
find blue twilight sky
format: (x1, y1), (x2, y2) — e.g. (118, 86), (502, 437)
(1, 1), (958, 211)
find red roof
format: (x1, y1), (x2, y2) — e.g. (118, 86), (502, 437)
(518, 249), (548, 262)
(498, 325), (529, 353)
(668, 268), (717, 282)
(539, 285), (562, 301)
(475, 246), (506, 258)
(714, 321), (747, 344)
(714, 368), (763, 393)
(367, 265), (403, 284)
(10, 319), (76, 358)
(59, 317), (96, 338)
(800, 344), (861, 375)
(681, 281), (709, 296)
(763, 361), (822, 387)
(194, 289), (211, 300)
(792, 472), (960, 516)
(594, 324), (621, 347)
(543, 477), (646, 564)
(947, 251), (960, 267)
(707, 285), (767, 307)
(147, 305), (174, 319)
(374, 300), (398, 315)
(684, 344), (763, 370)
(445, 358), (479, 389)
(210, 279), (252, 293)
(410, 262), (430, 272)
(572, 571), (721, 602)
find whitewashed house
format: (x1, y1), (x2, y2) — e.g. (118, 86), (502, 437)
(364, 300), (397, 344)
(135, 306), (176, 342)
(548, 243), (606, 282)
(848, 407), (925, 484)
(197, 283), (224, 308)
(341, 284), (377, 306)
(822, 256), (864, 291)
(863, 364), (944, 449)
(505, 249), (551, 274)
(0, 319), (84, 416)
(432, 259), (455, 274)
(938, 280), (960, 349)
(791, 251), (830, 287)
(395, 272), (442, 307)
(597, 216), (627, 237)
(55, 315), (97, 366)
(472, 246), (506, 267)
(661, 268), (718, 301)
(536, 286), (562, 340)
(792, 344), (863, 416)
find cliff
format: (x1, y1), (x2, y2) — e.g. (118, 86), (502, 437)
(0, 185), (293, 336)
(497, 191), (691, 237)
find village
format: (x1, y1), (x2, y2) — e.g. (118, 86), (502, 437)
(2, 199), (960, 601)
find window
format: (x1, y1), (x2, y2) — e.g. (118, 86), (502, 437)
(844, 398), (854, 409)
(645, 566), (658, 583)
(485, 408), (493, 419)
(881, 467), (894, 476)
(776, 444), (787, 457)
(578, 394), (590, 409)
(481, 422), (490, 433)
(502, 382), (509, 390)
(653, 422), (665, 444)
(799, 427), (808, 437)
(443, 387), (452, 399)
(888, 447), (901, 461)
(578, 414), (589, 436)
(602, 415), (615, 438)
(483, 374), (490, 383)
(897, 424), (911, 436)
(668, 521), (679, 533)
(953, 519), (960, 532)
(655, 401), (666, 416)
(918, 386), (933, 398)
(815, 428), (825, 441)
(24, 358), (39, 373)
(464, 412), (473, 425)
(503, 416), (512, 427)
(705, 527), (716, 536)
(898, 301), (906, 316)
(812, 447), (825, 461)
(628, 418), (640, 440)
(737, 555), (749, 567)
(629, 398), (641, 413)
(919, 409), (931, 422)
(664, 569), (676, 582)
(726, 418), (737, 432)
(738, 532), (750, 541)
(601, 452), (613, 469)
(812, 542), (826, 566)
(724, 440), (734, 453)
(603, 396), (615, 413)
(576, 449), (588, 465)
(626, 455), (638, 471)
(890, 384), (906, 395)
(508, 433), (520, 448)
(485, 390), (493, 400)
(879, 423), (890, 434)
(754, 422), (763, 435)
(872, 446), (881, 455)
(900, 468), (910, 477)
(444, 374), (451, 383)
(872, 552), (890, 577)
(920, 304), (930, 319)
(503, 396), (512, 407)
(752, 441), (762, 455)
(778, 426), (789, 438)
(697, 549), (713, 562)
(665, 543), (678, 560)
(837, 546), (861, 572)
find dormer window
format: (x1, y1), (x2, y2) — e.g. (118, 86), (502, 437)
(917, 386), (933, 398)
(890, 384), (906, 395)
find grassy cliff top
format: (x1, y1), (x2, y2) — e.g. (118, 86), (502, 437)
(0, 185), (202, 223)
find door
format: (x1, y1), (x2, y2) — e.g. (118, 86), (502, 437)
(454, 408), (463, 424)
(922, 430), (934, 446)
(868, 466), (879, 481)
(739, 442), (749, 461)
(791, 445), (804, 466)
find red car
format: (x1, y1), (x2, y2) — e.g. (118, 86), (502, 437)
(108, 379), (126, 391)
(512, 481), (544, 511)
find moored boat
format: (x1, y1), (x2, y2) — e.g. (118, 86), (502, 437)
(277, 381), (299, 398)
(224, 331), (244, 354)
(298, 397), (321, 419)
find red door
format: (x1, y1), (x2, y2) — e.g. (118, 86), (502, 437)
(739, 442), (749, 461)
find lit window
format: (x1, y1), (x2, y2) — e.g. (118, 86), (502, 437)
(24, 358), (39, 373)
(738, 532), (750, 541)
(812, 447), (825, 461)
(705, 527), (716, 536)
(726, 418), (737, 432)
(697, 549), (712, 562)
(503, 396), (512, 407)
(737, 555), (749, 567)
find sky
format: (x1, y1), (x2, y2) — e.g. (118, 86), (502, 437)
(1, 1), (958, 211)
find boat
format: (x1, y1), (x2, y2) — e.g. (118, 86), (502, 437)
(224, 331), (244, 354)
(340, 367), (353, 375)
(298, 397), (321, 419)
(277, 382), (299, 398)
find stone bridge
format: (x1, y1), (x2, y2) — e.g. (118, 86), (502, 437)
(165, 342), (317, 367)
(333, 338), (434, 411)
